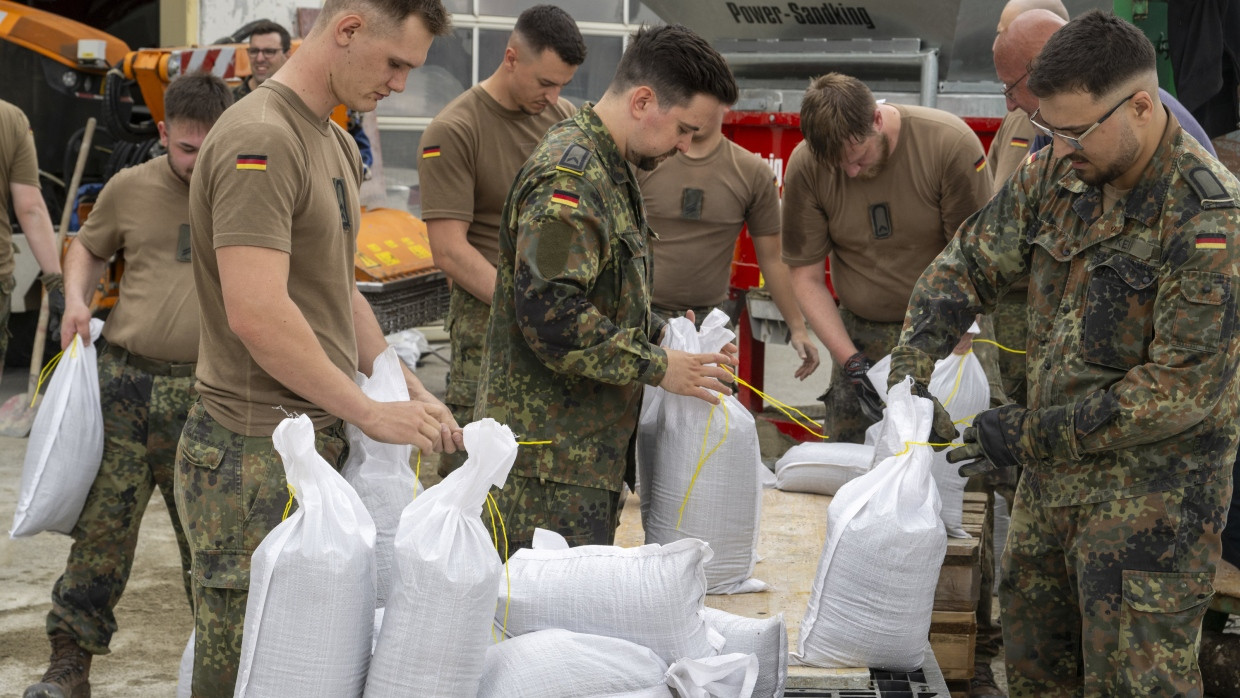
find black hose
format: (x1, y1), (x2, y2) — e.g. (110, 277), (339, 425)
(102, 69), (158, 143)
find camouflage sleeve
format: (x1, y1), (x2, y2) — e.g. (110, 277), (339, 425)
(1064, 206), (1240, 455)
(512, 172), (668, 387)
(894, 158), (1041, 386)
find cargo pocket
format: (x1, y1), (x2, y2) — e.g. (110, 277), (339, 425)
(1080, 254), (1157, 370)
(1118, 569), (1213, 695)
(193, 550), (250, 590)
(1170, 271), (1231, 353)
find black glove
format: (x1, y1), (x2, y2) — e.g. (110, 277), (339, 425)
(909, 381), (961, 450)
(946, 404), (1026, 477)
(843, 351), (884, 423)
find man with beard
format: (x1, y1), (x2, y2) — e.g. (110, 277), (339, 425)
(24, 72), (232, 698)
(781, 72), (993, 444)
(422, 5), (585, 475)
(475, 23), (739, 553)
(890, 11), (1240, 695)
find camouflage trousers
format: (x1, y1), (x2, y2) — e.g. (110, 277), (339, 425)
(174, 400), (348, 698)
(45, 350), (196, 654)
(486, 474), (621, 561)
(821, 309), (904, 444)
(0, 274), (14, 370)
(1000, 475), (1228, 697)
(440, 285), (489, 476)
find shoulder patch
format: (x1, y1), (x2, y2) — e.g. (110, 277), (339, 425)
(1010, 137), (1030, 149)
(973, 156), (986, 172)
(1181, 155), (1235, 210)
(556, 143), (592, 176)
(421, 145), (442, 159)
(550, 189), (580, 208)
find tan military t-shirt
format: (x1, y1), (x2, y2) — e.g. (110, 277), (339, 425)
(782, 104), (992, 322)
(419, 85), (574, 266)
(77, 155), (198, 362)
(190, 81), (362, 436)
(988, 109), (1036, 195)
(0, 100), (41, 280)
(639, 138), (781, 309)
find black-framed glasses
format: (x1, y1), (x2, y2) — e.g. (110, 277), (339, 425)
(1001, 71), (1028, 100)
(246, 48), (282, 58)
(1029, 92), (1137, 151)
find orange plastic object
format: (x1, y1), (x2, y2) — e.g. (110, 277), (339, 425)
(354, 208), (439, 282)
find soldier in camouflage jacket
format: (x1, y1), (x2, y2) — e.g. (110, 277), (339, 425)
(890, 13), (1240, 696)
(475, 24), (738, 553)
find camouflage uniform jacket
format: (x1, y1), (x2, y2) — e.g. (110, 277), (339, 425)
(899, 112), (1240, 507)
(476, 103), (669, 491)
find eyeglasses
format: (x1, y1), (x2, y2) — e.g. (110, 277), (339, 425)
(1001, 71), (1028, 100)
(1029, 92), (1137, 151)
(246, 48), (282, 58)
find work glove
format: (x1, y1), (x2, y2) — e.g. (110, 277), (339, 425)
(40, 271), (63, 295)
(888, 344), (957, 450)
(948, 403), (1079, 477)
(842, 351), (884, 423)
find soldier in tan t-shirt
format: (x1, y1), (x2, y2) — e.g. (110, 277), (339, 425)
(989, 108), (1037, 194)
(639, 106), (819, 380)
(422, 5), (584, 473)
(782, 73), (992, 444)
(175, 4), (460, 695)
(24, 73), (232, 698)
(0, 99), (63, 371)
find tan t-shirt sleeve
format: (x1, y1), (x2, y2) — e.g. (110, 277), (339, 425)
(419, 116), (476, 223)
(206, 122), (304, 252)
(781, 143), (830, 266)
(75, 169), (125, 259)
(744, 154), (781, 238)
(6, 112), (40, 188)
(939, 131), (993, 242)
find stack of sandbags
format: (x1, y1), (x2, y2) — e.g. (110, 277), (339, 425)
(366, 418), (517, 696)
(341, 346), (423, 607)
(638, 310), (765, 594)
(774, 442), (874, 496)
(234, 414), (377, 696)
(795, 379), (947, 671)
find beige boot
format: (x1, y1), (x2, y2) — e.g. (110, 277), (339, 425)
(24, 633), (92, 698)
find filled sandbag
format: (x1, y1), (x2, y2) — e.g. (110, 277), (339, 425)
(366, 419), (518, 697)
(665, 653), (759, 698)
(341, 346), (423, 607)
(477, 629), (673, 698)
(795, 380), (946, 671)
(499, 531), (723, 664)
(774, 442), (874, 496)
(234, 414), (377, 697)
(639, 310), (765, 594)
(11, 319), (105, 537)
(703, 608), (787, 698)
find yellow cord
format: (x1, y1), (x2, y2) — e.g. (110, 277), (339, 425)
(30, 349), (66, 408)
(517, 440), (552, 445)
(972, 338), (1026, 354)
(413, 450), (421, 500)
(941, 350), (971, 407)
(281, 484), (296, 521)
(675, 400), (730, 530)
(485, 492), (511, 643)
(722, 367), (828, 440)
(891, 440), (965, 456)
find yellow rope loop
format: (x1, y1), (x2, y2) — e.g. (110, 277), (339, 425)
(675, 400), (731, 530)
(722, 367), (828, 440)
(892, 440), (965, 456)
(972, 338), (1026, 355)
(31, 349), (66, 408)
(941, 349), (972, 408)
(281, 484), (296, 521)
(485, 493), (512, 642)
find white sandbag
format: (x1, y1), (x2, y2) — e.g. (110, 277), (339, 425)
(795, 380), (946, 671)
(366, 418), (518, 697)
(500, 534), (724, 664)
(176, 630), (194, 698)
(703, 608), (786, 698)
(234, 414), (377, 697)
(10, 319), (105, 537)
(925, 350), (989, 537)
(477, 629), (673, 698)
(666, 653), (759, 698)
(774, 442), (874, 496)
(640, 310), (765, 594)
(342, 346), (423, 607)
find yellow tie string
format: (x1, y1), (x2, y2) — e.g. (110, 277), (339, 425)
(891, 440), (965, 456)
(971, 338), (1026, 354)
(676, 400), (730, 530)
(722, 367), (828, 440)
(31, 348), (67, 408)
(281, 484), (296, 521)
(485, 492), (511, 643)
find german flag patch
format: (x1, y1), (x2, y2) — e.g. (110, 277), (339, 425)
(1010, 137), (1030, 148)
(550, 189), (579, 208)
(236, 154), (268, 171)
(973, 156), (986, 172)
(1196, 233), (1227, 250)
(1026, 148), (1043, 166)
(422, 146), (441, 159)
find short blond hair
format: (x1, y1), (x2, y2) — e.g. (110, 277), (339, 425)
(800, 73), (876, 168)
